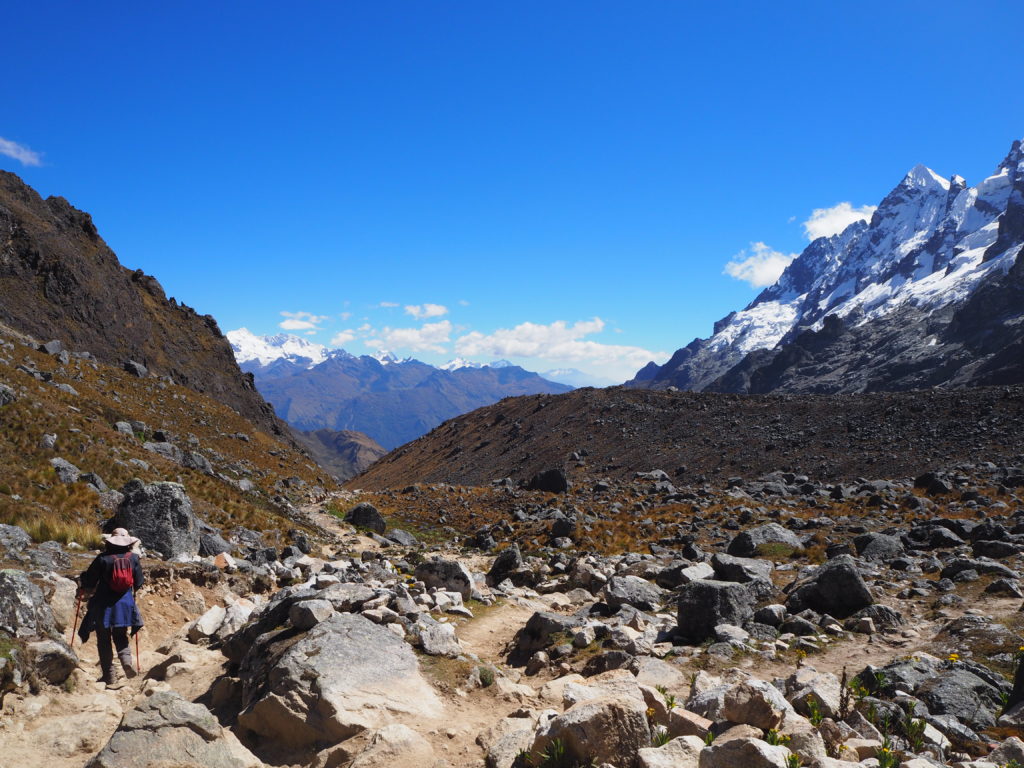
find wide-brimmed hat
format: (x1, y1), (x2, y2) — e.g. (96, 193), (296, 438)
(102, 527), (139, 548)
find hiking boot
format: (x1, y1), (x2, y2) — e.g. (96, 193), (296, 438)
(102, 663), (125, 690)
(118, 648), (137, 679)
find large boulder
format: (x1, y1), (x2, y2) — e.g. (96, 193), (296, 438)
(87, 690), (260, 768)
(698, 737), (793, 768)
(487, 543), (526, 587)
(727, 523), (803, 558)
(532, 696), (651, 767)
(603, 575), (664, 611)
(525, 468), (570, 494)
(0, 569), (60, 639)
(113, 480), (200, 560)
(677, 580), (756, 644)
(638, 735), (704, 768)
(415, 557), (474, 599)
(0, 524), (31, 558)
(721, 678), (793, 730)
(344, 502), (387, 534)
(915, 664), (1008, 729)
(785, 554), (873, 618)
(236, 613), (441, 752)
(853, 533), (904, 562)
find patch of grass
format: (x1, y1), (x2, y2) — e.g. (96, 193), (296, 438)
(419, 653), (476, 693)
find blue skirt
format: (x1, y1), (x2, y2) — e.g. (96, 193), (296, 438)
(79, 589), (144, 641)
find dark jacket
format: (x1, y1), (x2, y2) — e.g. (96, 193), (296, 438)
(78, 548), (145, 640)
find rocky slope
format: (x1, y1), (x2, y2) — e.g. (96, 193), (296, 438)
(237, 338), (572, 450)
(632, 138), (1024, 393)
(292, 428), (387, 482)
(0, 171), (281, 435)
(4, 455), (1024, 768)
(350, 384), (1024, 491)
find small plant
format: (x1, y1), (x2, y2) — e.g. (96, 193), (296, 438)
(838, 667), (853, 719)
(947, 652), (961, 663)
(704, 731), (716, 746)
(785, 754), (802, 768)
(765, 729), (791, 746)
(876, 736), (900, 768)
(805, 695), (823, 726)
(904, 714), (926, 753)
(651, 727), (672, 747)
(478, 665), (495, 687)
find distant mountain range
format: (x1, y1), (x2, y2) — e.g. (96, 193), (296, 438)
(227, 329), (573, 449)
(630, 137), (1024, 393)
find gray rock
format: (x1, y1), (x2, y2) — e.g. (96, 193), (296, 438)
(143, 441), (183, 464)
(39, 433), (57, 450)
(385, 529), (418, 546)
(0, 524), (31, 557)
(182, 451), (215, 475)
(80, 472), (108, 492)
(711, 553), (774, 583)
(344, 502), (387, 533)
(199, 531), (232, 557)
(0, 569), (59, 639)
(699, 737), (792, 768)
(916, 665), (1008, 729)
(236, 613), (441, 751)
(853, 533), (905, 562)
(26, 639), (77, 684)
(289, 599), (334, 630)
(525, 467), (570, 494)
(415, 557), (474, 599)
(677, 580), (756, 644)
(123, 360), (148, 377)
(487, 543), (525, 587)
(0, 383), (16, 406)
(727, 523), (803, 558)
(49, 457), (81, 484)
(603, 575), (664, 611)
(114, 421), (134, 437)
(532, 696), (650, 768)
(419, 621), (462, 657)
(87, 690), (258, 768)
(113, 479), (200, 560)
(785, 554), (873, 618)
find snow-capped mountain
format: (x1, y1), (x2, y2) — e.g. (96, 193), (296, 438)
(631, 138), (1024, 393)
(439, 358), (514, 371)
(227, 328), (328, 368)
(225, 330), (573, 449)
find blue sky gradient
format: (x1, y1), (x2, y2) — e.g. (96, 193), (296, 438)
(3, 2), (1023, 382)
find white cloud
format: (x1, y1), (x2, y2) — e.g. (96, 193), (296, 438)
(0, 136), (42, 167)
(279, 310), (328, 331)
(330, 329), (357, 346)
(379, 301), (399, 308)
(724, 242), (798, 288)
(404, 303), (448, 320)
(802, 202), (876, 240)
(455, 318), (662, 374)
(339, 311), (352, 321)
(458, 299), (470, 306)
(366, 320), (452, 354)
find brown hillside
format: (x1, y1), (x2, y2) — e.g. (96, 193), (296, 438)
(0, 170), (281, 436)
(351, 385), (1024, 490)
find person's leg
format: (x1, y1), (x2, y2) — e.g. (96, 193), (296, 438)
(95, 627), (120, 686)
(113, 627), (136, 678)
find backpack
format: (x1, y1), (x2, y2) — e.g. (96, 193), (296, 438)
(108, 553), (135, 593)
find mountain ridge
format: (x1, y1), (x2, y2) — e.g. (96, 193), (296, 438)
(630, 138), (1024, 394)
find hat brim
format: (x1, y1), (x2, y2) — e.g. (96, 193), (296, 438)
(103, 535), (138, 547)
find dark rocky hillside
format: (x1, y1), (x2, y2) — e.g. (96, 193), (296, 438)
(0, 170), (281, 435)
(352, 384), (1024, 490)
(291, 427), (387, 481)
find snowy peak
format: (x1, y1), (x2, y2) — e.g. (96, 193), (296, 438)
(226, 328), (327, 367)
(632, 137), (1024, 392)
(900, 163), (950, 192)
(439, 358), (514, 371)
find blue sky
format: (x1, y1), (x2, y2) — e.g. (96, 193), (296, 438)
(3, 2), (1023, 383)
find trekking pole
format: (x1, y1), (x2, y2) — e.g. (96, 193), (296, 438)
(69, 593), (82, 648)
(134, 629), (141, 675)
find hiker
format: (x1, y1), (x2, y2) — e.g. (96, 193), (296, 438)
(76, 527), (144, 689)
